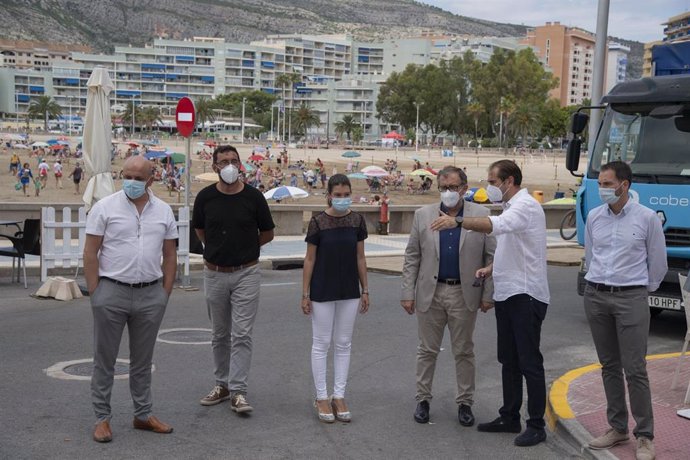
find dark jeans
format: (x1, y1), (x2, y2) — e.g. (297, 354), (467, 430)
(495, 294), (547, 429)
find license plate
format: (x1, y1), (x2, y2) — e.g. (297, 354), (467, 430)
(648, 295), (682, 310)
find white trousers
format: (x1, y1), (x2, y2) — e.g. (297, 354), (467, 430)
(311, 298), (360, 399)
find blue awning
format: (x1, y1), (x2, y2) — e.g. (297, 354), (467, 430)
(242, 59), (255, 67)
(29, 86), (45, 92)
(200, 76), (214, 82)
(261, 61), (275, 69)
(142, 63), (165, 69)
(176, 55), (194, 62)
(166, 93), (187, 99)
(17, 94), (30, 102)
(141, 73), (159, 79)
(358, 56), (369, 63)
(116, 90), (141, 97)
(64, 78), (79, 85)
(165, 74), (180, 80)
(261, 88), (275, 94)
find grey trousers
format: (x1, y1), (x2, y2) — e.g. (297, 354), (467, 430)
(91, 279), (168, 422)
(204, 265), (261, 395)
(416, 283), (478, 406)
(583, 284), (654, 439)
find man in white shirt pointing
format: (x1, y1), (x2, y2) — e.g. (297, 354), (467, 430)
(583, 161), (666, 460)
(435, 159), (550, 447)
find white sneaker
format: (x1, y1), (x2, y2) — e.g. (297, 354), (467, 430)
(588, 428), (629, 450)
(636, 437), (655, 460)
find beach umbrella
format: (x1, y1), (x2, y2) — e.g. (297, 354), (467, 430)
(254, 146), (266, 153)
(46, 139), (58, 145)
(13, 144), (29, 149)
(248, 154), (265, 161)
(242, 161), (255, 172)
(263, 186), (309, 200)
(50, 144), (64, 150)
(425, 167), (438, 174)
(57, 140), (70, 146)
(196, 172), (219, 182)
(361, 165), (388, 177)
(2, 133), (25, 141)
(127, 141), (140, 147)
(342, 150), (361, 158)
(383, 131), (404, 140)
(411, 169), (435, 177)
(161, 153), (186, 164)
(31, 141), (49, 148)
(347, 172), (368, 180)
(144, 151), (168, 160)
(473, 187), (489, 203)
(82, 67), (116, 212)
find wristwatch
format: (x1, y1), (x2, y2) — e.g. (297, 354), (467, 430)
(455, 215), (464, 227)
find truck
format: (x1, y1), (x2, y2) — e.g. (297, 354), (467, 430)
(565, 72), (690, 315)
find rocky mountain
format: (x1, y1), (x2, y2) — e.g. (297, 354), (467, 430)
(2, 0), (642, 77)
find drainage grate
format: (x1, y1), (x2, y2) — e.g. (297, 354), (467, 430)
(157, 328), (212, 345)
(63, 361), (130, 377)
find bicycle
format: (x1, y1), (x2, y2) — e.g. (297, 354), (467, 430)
(559, 188), (577, 240)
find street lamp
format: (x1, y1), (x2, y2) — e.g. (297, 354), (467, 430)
(414, 101), (424, 152)
(589, 0), (610, 155)
(240, 97), (247, 143)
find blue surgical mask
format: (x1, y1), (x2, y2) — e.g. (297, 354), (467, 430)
(332, 197), (352, 212)
(123, 179), (147, 199)
(599, 184), (623, 205)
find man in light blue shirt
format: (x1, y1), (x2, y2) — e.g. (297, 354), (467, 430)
(583, 161), (667, 460)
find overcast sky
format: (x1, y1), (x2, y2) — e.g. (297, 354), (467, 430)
(423, 0), (688, 42)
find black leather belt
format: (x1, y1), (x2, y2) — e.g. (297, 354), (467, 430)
(100, 276), (159, 288)
(438, 279), (461, 286)
(586, 281), (645, 293)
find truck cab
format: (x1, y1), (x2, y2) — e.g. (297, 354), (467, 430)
(566, 75), (690, 314)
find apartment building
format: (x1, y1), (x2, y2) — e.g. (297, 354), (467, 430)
(0, 39), (91, 71)
(605, 42), (630, 93)
(522, 22), (598, 106)
(663, 11), (690, 43)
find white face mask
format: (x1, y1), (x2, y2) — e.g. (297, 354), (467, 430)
(440, 190), (461, 208)
(599, 183), (623, 205)
(219, 164), (239, 184)
(486, 182), (506, 203)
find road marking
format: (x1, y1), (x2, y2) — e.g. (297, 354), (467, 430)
(547, 352), (683, 429)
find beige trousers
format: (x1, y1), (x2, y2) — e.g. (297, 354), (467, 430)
(416, 283), (477, 405)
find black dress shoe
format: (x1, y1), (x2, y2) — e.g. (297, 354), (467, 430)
(414, 400), (430, 424)
(477, 416), (522, 433)
(458, 404), (475, 427)
(514, 427), (547, 446)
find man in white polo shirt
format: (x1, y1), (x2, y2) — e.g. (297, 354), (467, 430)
(83, 155), (178, 443)
(444, 159), (549, 447)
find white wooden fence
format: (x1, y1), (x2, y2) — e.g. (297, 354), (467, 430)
(41, 206), (190, 282)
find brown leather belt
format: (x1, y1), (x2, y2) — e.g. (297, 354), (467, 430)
(204, 260), (258, 273)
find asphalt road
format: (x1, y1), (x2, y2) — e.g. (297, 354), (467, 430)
(0, 267), (686, 459)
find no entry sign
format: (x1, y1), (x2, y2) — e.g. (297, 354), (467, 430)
(175, 97), (196, 137)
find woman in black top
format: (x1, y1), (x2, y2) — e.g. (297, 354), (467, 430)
(302, 174), (369, 423)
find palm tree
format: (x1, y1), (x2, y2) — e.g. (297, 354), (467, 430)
(511, 103), (539, 147)
(466, 102), (484, 154)
(334, 114), (359, 141)
(28, 95), (62, 131)
(194, 97), (216, 135)
(120, 101), (142, 134)
(293, 103), (321, 141)
(275, 72), (301, 142)
(138, 106), (162, 133)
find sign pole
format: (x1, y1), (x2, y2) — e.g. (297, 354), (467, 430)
(175, 97), (196, 289)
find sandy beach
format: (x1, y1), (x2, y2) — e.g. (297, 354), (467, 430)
(0, 132), (578, 207)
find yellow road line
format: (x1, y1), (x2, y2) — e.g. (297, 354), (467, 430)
(547, 352), (683, 428)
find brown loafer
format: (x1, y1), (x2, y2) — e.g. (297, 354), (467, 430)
(93, 420), (112, 443)
(132, 415), (173, 434)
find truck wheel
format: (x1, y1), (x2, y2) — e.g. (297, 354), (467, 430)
(650, 308), (663, 318)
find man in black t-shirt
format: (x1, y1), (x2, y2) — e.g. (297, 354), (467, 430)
(192, 145), (275, 414)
